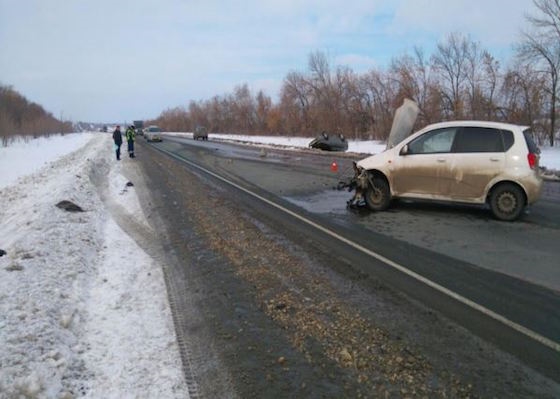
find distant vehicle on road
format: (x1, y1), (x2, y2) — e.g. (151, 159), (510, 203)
(309, 131), (348, 151)
(193, 125), (208, 140)
(134, 120), (144, 136)
(145, 125), (162, 142)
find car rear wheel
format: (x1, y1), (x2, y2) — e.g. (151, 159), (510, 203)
(489, 183), (525, 221)
(364, 176), (391, 211)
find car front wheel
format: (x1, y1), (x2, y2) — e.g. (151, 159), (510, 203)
(364, 176), (391, 211)
(489, 183), (525, 221)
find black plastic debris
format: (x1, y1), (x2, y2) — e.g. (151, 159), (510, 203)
(126, 181), (134, 187)
(56, 200), (85, 212)
(5, 263), (23, 271)
(0, 249), (6, 257)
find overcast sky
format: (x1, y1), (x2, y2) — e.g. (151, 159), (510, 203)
(0, 0), (534, 123)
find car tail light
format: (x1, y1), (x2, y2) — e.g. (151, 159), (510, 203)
(527, 152), (537, 169)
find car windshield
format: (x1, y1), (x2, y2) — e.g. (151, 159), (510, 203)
(149, 127), (161, 132)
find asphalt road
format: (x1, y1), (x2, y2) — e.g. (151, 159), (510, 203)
(131, 135), (560, 397)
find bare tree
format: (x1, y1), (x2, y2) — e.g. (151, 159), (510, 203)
(431, 32), (472, 118)
(232, 84), (256, 133)
(307, 52), (337, 130)
(518, 0), (560, 145)
(463, 39), (486, 119)
(390, 47), (442, 124)
(255, 90), (272, 133)
(501, 63), (548, 140)
(280, 71), (312, 134)
(358, 69), (397, 139)
(480, 51), (501, 120)
(188, 100), (209, 130)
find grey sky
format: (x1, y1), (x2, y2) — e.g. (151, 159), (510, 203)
(0, 0), (533, 123)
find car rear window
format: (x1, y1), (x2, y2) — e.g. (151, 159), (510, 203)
(452, 127), (503, 152)
(523, 129), (539, 154)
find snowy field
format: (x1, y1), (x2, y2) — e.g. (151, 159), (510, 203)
(1, 132), (559, 398)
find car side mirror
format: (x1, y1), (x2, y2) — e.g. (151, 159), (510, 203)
(400, 145), (409, 155)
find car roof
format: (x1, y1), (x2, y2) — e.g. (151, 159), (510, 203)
(420, 120), (529, 132)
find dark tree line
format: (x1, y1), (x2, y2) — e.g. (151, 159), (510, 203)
(0, 84), (72, 145)
(153, 1), (559, 145)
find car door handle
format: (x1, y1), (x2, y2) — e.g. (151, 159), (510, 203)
(437, 158), (446, 163)
(489, 158), (500, 162)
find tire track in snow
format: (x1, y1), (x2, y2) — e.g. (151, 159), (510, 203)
(88, 157), (201, 399)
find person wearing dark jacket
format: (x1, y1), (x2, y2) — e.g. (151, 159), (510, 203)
(112, 125), (123, 160)
(125, 125), (136, 158)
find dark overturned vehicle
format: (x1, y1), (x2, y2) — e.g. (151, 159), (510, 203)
(339, 99), (543, 221)
(309, 131), (348, 152)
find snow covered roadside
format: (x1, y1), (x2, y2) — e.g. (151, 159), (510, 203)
(0, 134), (188, 398)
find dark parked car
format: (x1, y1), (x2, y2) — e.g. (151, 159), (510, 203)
(193, 126), (208, 140)
(309, 131), (348, 151)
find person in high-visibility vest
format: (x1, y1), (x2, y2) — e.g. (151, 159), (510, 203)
(125, 125), (136, 158)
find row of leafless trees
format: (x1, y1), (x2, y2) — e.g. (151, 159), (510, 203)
(152, 0), (559, 146)
(0, 84), (72, 145)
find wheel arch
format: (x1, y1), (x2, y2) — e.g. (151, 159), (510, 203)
(486, 180), (528, 206)
(365, 169), (391, 192)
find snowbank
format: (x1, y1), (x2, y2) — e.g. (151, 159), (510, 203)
(540, 147), (560, 171)
(0, 133), (188, 398)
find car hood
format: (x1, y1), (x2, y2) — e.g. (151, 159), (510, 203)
(356, 99), (418, 171)
(385, 98), (419, 150)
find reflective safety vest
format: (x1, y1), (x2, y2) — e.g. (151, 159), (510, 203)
(126, 128), (135, 141)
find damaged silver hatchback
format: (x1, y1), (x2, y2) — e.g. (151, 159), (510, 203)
(349, 100), (543, 221)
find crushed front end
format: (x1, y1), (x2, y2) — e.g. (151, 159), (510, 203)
(336, 162), (369, 207)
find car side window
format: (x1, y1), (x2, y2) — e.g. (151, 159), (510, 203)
(501, 130), (514, 151)
(452, 127), (503, 152)
(407, 128), (457, 154)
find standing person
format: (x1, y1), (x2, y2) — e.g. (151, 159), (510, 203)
(112, 125), (123, 161)
(126, 125), (136, 158)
